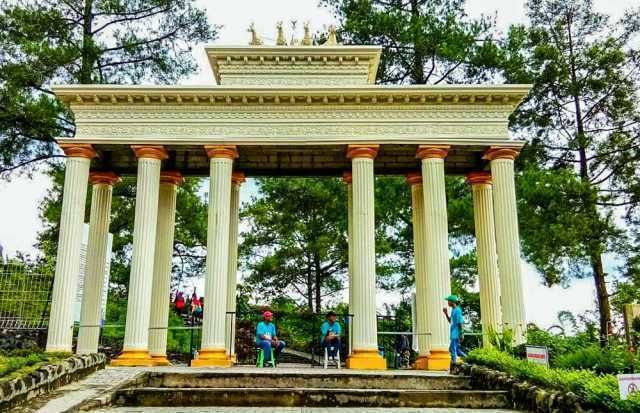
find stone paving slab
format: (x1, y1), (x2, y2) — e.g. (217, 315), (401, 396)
(94, 408), (524, 412)
(9, 367), (145, 413)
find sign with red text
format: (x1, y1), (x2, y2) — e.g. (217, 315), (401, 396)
(618, 374), (640, 400)
(525, 345), (549, 367)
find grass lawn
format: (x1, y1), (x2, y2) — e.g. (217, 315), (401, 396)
(0, 351), (71, 384)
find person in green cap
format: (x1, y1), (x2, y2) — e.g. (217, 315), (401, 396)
(443, 294), (466, 370)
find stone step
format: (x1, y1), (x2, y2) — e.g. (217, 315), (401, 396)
(147, 371), (472, 390)
(114, 387), (510, 409)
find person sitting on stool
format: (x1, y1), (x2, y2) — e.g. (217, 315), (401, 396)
(321, 311), (342, 359)
(256, 311), (285, 365)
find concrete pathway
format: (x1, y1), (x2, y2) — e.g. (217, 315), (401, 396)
(94, 408), (523, 412)
(10, 367), (144, 413)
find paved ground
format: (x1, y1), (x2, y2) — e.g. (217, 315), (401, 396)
(10, 367), (144, 413)
(94, 409), (522, 413)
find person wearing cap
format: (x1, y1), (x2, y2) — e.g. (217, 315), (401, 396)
(255, 311), (285, 365)
(320, 311), (342, 359)
(443, 294), (467, 370)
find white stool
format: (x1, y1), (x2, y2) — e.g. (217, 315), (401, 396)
(323, 346), (341, 369)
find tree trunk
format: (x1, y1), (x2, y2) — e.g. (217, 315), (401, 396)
(410, 0), (425, 84)
(314, 259), (322, 313)
(306, 267), (314, 312)
(566, 12), (613, 347)
(79, 0), (95, 84)
(592, 253), (612, 346)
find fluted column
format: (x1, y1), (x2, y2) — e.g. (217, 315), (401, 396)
(343, 171), (354, 355)
(466, 171), (502, 347)
(46, 144), (96, 353)
(225, 171), (244, 360)
(485, 147), (526, 344)
(112, 145), (167, 367)
(77, 172), (120, 355)
(192, 145), (237, 368)
(345, 145), (385, 370)
(148, 171), (183, 365)
(407, 172), (430, 369)
(417, 145), (452, 371)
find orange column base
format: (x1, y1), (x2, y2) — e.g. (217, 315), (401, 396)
(150, 354), (171, 366)
(190, 348), (233, 368)
(426, 348), (451, 371)
(346, 349), (386, 370)
(111, 350), (156, 367)
(414, 353), (430, 370)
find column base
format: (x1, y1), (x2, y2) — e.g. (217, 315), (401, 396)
(111, 350), (156, 367)
(191, 348), (233, 368)
(413, 353), (430, 370)
(346, 349), (386, 370)
(426, 348), (451, 371)
(151, 354), (171, 366)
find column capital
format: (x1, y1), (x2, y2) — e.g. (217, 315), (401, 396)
(131, 145), (169, 160)
(465, 171), (492, 186)
(232, 171), (246, 185)
(416, 145), (450, 160)
(342, 171), (352, 184)
(483, 146), (520, 161)
(60, 144), (97, 159)
(347, 144), (379, 160)
(205, 145), (239, 159)
(160, 171), (184, 185)
(89, 171), (120, 185)
(406, 171), (422, 186)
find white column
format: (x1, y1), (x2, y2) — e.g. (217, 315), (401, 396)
(467, 171), (502, 347)
(417, 145), (452, 371)
(46, 144), (95, 353)
(225, 171), (244, 359)
(345, 145), (385, 370)
(343, 172), (354, 355)
(192, 145), (236, 368)
(485, 147), (526, 344)
(77, 172), (119, 355)
(148, 172), (182, 365)
(407, 172), (430, 369)
(112, 145), (166, 367)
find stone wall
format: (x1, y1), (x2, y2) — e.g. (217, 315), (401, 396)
(457, 363), (592, 413)
(0, 353), (106, 411)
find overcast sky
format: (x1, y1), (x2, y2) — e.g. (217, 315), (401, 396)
(0, 0), (637, 329)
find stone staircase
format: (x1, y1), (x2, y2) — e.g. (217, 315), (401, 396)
(110, 368), (512, 409)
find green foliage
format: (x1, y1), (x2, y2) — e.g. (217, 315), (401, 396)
(503, 0), (640, 341)
(467, 347), (640, 413)
(0, 351), (70, 383)
(0, 0), (217, 175)
(321, 0), (503, 84)
(525, 326), (598, 364)
(554, 345), (638, 375)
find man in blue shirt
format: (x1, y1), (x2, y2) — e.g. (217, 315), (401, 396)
(255, 311), (285, 365)
(320, 311), (342, 358)
(443, 294), (467, 371)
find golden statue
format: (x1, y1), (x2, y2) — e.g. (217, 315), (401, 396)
(248, 23), (263, 46)
(323, 25), (338, 46)
(302, 22), (313, 46)
(276, 21), (287, 46)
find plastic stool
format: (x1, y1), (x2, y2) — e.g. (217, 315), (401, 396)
(256, 347), (276, 367)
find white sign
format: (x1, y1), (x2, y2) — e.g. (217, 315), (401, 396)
(526, 345), (549, 367)
(618, 374), (640, 400)
(74, 224), (113, 323)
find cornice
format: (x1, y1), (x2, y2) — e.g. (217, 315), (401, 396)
(52, 84), (531, 110)
(205, 45), (382, 84)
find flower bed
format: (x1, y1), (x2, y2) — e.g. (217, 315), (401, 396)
(464, 347), (640, 413)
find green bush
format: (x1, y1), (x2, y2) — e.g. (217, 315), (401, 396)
(467, 347), (640, 413)
(554, 345), (638, 374)
(0, 352), (70, 383)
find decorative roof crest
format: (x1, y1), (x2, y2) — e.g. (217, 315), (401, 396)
(248, 23), (263, 46)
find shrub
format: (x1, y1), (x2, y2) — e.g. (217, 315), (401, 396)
(554, 345), (638, 374)
(467, 347), (640, 413)
(0, 352), (69, 383)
